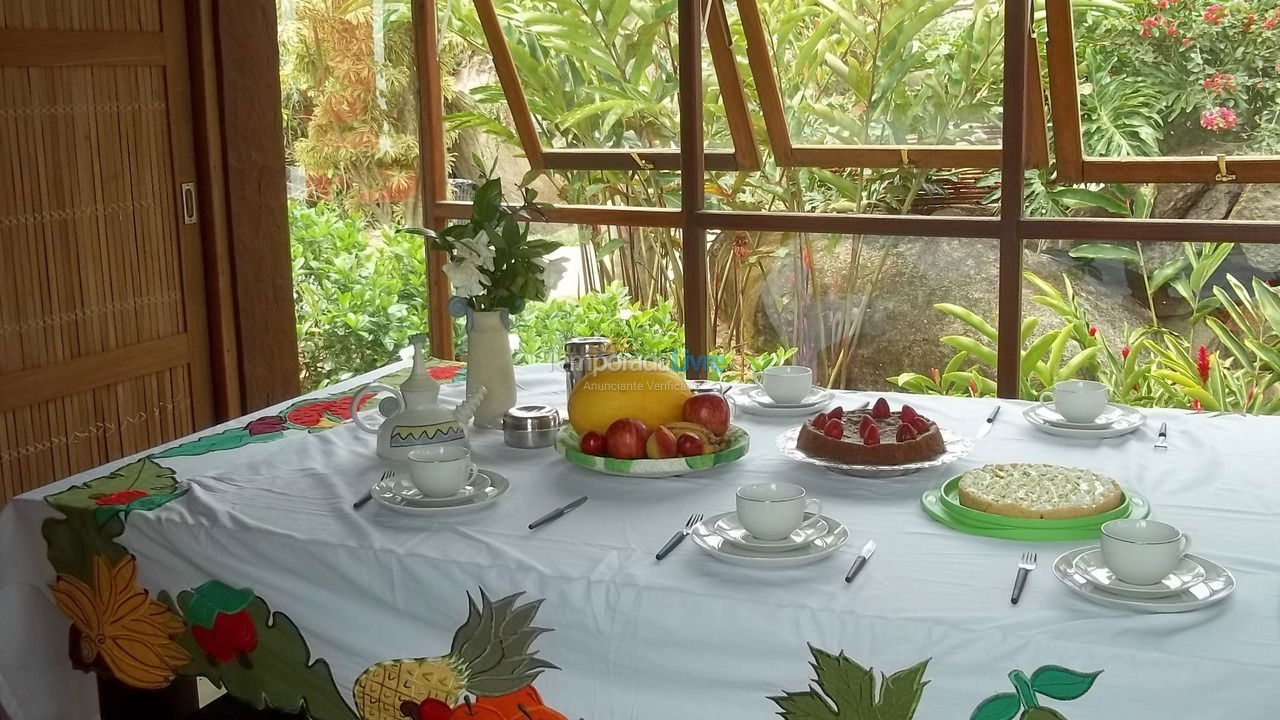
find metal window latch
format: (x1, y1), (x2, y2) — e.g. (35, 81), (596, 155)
(1215, 154), (1236, 183)
(629, 152), (653, 170)
(900, 147), (911, 167)
(181, 182), (198, 224)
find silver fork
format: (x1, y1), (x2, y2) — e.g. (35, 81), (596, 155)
(1154, 422), (1169, 450)
(1010, 552), (1036, 605)
(352, 470), (394, 509)
(655, 513), (703, 560)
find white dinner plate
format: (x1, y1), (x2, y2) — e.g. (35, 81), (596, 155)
(1053, 547), (1235, 613)
(710, 512), (829, 553)
(744, 387), (834, 409)
(691, 512), (848, 567)
(372, 469), (509, 514)
(1028, 403), (1130, 429)
(776, 426), (973, 479)
(1022, 404), (1145, 439)
(1071, 548), (1206, 598)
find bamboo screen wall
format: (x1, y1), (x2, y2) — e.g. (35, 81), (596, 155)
(0, 0), (215, 504)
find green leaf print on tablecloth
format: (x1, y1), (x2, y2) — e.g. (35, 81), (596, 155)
(971, 666), (1102, 720)
(44, 457), (187, 526)
(770, 645), (930, 720)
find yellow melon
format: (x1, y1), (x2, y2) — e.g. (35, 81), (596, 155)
(568, 359), (691, 435)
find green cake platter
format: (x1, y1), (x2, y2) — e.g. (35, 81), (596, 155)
(921, 475), (1150, 542)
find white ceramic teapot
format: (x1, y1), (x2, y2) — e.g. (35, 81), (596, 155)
(350, 334), (486, 462)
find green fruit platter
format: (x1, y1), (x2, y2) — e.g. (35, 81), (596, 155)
(555, 425), (750, 478)
(921, 475), (1151, 542)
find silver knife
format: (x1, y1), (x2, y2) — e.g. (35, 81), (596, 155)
(528, 496), (588, 530)
(844, 539), (877, 583)
(975, 405), (1001, 439)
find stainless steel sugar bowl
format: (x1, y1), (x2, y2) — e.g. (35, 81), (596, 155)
(563, 337), (614, 395)
(502, 405), (562, 449)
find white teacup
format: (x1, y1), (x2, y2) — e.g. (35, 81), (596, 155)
(735, 482), (823, 541)
(1042, 380), (1108, 423)
(758, 366), (813, 404)
(1100, 519), (1191, 586)
(406, 446), (476, 498)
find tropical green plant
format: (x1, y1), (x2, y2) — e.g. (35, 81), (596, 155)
(510, 284), (685, 364)
(290, 201), (429, 390)
(1077, 47), (1166, 157)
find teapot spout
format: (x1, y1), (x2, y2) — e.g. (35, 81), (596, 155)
(454, 387), (487, 423)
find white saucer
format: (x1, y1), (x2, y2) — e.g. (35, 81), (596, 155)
(1022, 403), (1145, 439)
(1053, 547), (1235, 613)
(710, 511), (829, 553)
(1030, 403), (1128, 429)
(1071, 548), (1206, 598)
(690, 513), (848, 567)
(745, 387), (834, 409)
(372, 469), (508, 514)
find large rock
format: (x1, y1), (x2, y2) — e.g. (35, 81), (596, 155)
(1185, 184), (1243, 220)
(1229, 185), (1280, 271)
(1154, 184), (1208, 218)
(722, 232), (1153, 390)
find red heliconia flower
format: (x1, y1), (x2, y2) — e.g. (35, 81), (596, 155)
(1196, 345), (1211, 382)
(930, 367), (941, 386)
(1200, 107), (1238, 132)
(95, 490), (150, 507)
(1191, 398), (1203, 411)
(1088, 325), (1098, 337)
(1121, 345), (1131, 361)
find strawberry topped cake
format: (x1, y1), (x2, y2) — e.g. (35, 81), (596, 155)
(795, 397), (946, 465)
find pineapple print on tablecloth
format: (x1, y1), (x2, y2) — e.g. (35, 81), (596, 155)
(353, 590), (558, 720)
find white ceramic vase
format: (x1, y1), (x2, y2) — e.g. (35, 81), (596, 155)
(467, 310), (517, 428)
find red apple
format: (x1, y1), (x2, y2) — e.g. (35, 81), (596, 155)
(676, 433), (703, 457)
(645, 426), (678, 459)
(605, 418), (650, 459)
(579, 431), (606, 456)
(682, 394), (731, 436)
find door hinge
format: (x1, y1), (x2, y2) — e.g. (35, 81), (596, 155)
(181, 182), (198, 224)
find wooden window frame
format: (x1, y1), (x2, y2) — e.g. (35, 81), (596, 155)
(734, 0), (1050, 170)
(471, 0), (760, 173)
(1044, 0), (1280, 184)
(414, 0), (1280, 396)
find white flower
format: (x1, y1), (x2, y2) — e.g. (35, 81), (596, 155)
(453, 230), (496, 270)
(536, 255), (569, 294)
(443, 260), (487, 298)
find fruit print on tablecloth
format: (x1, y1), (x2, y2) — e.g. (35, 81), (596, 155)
(353, 589), (565, 720)
(970, 666), (1102, 720)
(770, 646), (930, 720)
(162, 585), (359, 720)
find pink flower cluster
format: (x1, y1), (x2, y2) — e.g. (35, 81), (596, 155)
(1200, 106), (1238, 131)
(1203, 4), (1228, 24)
(1201, 72), (1237, 94)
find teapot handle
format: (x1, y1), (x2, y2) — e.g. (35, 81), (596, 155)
(350, 382), (403, 434)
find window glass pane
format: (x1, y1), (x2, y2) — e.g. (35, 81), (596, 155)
(712, 234), (1000, 391)
(280, 0), (429, 391)
(732, 0), (1005, 147)
(1071, 1), (1280, 158)
(1023, 239), (1280, 413)
(709, 168), (1001, 215)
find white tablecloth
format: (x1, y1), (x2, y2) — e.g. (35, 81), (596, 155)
(2, 363), (1279, 720)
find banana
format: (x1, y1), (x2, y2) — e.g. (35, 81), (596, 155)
(662, 422), (727, 453)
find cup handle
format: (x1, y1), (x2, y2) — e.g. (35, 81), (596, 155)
(1038, 391), (1053, 404)
(799, 498), (823, 530)
(1180, 533), (1191, 557)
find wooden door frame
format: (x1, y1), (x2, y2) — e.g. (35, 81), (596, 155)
(185, 0), (299, 419)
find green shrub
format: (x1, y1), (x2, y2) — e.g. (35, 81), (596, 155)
(511, 284), (685, 364)
(291, 201), (429, 390)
